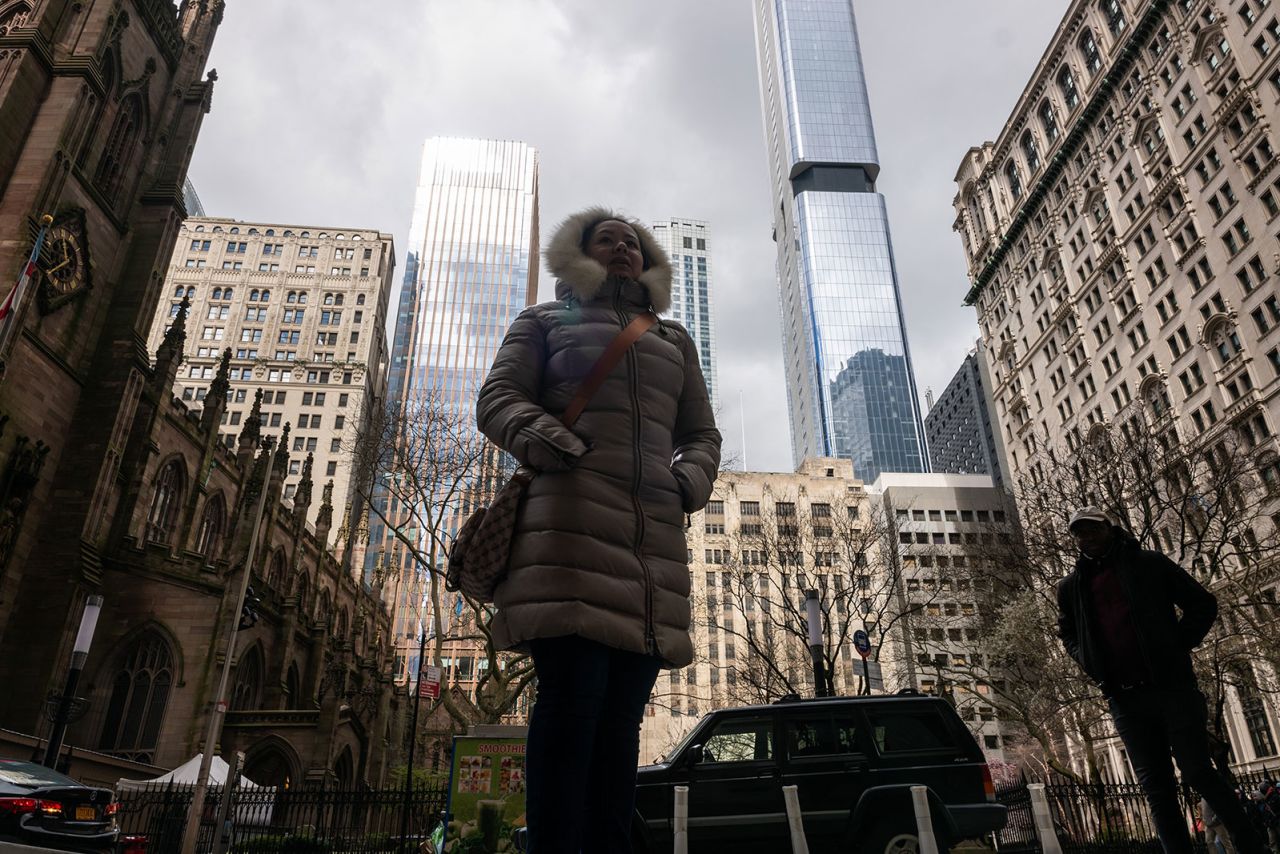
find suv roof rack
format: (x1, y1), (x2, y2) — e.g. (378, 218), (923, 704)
(773, 693), (803, 704)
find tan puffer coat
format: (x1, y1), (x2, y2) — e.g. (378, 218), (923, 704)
(476, 207), (722, 668)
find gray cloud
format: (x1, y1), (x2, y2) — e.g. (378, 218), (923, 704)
(195, 0), (1067, 474)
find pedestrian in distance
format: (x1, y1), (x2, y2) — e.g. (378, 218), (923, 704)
(1057, 507), (1268, 854)
(1257, 779), (1280, 852)
(1203, 796), (1237, 854)
(476, 207), (722, 853)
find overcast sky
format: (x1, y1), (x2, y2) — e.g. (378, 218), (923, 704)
(193, 1), (1067, 474)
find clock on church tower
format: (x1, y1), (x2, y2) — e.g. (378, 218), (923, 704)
(35, 209), (94, 313)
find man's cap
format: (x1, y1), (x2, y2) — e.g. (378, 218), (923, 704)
(1069, 507), (1110, 530)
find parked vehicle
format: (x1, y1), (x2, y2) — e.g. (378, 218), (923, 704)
(631, 691), (1007, 854)
(0, 758), (120, 852)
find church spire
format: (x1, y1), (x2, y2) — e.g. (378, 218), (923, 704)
(153, 297), (189, 393)
(315, 478), (335, 545)
(237, 388), (263, 452)
(273, 422), (291, 479)
(200, 347), (232, 433)
(292, 452), (314, 524)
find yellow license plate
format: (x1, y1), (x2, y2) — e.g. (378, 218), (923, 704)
(75, 805), (95, 821)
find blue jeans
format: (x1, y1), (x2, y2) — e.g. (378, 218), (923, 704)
(525, 635), (661, 854)
(1109, 688), (1265, 854)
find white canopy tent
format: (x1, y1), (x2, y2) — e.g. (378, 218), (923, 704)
(116, 754), (275, 826)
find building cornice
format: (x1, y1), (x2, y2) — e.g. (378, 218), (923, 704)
(988, 6), (1093, 170)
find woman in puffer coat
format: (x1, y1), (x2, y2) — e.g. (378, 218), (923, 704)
(477, 206), (721, 853)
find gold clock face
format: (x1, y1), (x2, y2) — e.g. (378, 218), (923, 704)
(41, 227), (87, 295)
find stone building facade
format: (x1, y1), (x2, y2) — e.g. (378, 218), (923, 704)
(68, 326), (400, 786)
(952, 0), (1280, 771)
(638, 460), (1017, 767)
(872, 472), (1016, 764)
(952, 0), (1278, 478)
(0, 0), (403, 786)
(143, 216), (396, 547)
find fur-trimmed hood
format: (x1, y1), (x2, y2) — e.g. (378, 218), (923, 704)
(545, 206), (672, 313)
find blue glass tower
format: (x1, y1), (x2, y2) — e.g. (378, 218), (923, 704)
(753, 0), (927, 480)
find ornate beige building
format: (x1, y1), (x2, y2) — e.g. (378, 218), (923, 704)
(953, 0), (1278, 476)
(145, 217), (396, 547)
(952, 0), (1280, 771)
(638, 460), (1016, 767)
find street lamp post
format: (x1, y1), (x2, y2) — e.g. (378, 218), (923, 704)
(180, 438), (279, 854)
(42, 594), (104, 769)
(804, 589), (828, 698)
(399, 625), (428, 853)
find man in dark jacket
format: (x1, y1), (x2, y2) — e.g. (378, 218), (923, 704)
(1057, 507), (1265, 854)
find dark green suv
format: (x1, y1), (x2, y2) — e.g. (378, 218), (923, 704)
(631, 693), (1006, 853)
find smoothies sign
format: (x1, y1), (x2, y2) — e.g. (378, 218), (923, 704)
(445, 736), (527, 852)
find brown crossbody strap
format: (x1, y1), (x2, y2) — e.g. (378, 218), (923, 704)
(560, 312), (657, 428)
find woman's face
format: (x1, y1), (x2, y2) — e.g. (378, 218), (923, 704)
(585, 220), (645, 280)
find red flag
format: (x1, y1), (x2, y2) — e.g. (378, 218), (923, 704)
(0, 216), (53, 351)
(0, 259), (38, 321)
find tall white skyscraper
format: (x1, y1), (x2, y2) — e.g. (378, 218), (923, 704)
(651, 219), (719, 413)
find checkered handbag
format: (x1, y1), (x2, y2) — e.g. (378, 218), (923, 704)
(446, 313), (656, 603)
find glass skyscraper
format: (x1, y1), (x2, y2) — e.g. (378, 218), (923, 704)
(752, 0), (927, 481)
(651, 219), (719, 413)
(390, 137), (540, 415)
(373, 137), (540, 682)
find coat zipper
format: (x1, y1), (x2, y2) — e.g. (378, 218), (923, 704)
(615, 290), (658, 656)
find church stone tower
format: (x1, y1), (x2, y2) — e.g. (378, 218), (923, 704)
(0, 0), (225, 729)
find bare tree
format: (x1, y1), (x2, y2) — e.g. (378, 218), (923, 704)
(696, 491), (944, 706)
(940, 401), (1280, 781)
(350, 390), (536, 729)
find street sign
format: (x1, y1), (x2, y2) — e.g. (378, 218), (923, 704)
(419, 665), (442, 700)
(866, 660), (884, 692)
(853, 629), (871, 659)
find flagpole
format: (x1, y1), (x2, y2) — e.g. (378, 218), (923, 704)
(0, 214), (54, 375)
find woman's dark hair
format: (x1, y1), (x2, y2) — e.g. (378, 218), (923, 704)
(581, 217), (651, 271)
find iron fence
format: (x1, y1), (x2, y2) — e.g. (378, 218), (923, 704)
(114, 781), (450, 853)
(994, 769), (1278, 854)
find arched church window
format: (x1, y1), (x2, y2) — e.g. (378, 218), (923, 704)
(145, 459), (186, 545)
(94, 95), (144, 203)
(196, 493), (226, 560)
(98, 632), (174, 763)
(231, 646), (263, 711)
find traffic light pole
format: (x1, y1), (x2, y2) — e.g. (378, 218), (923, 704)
(180, 438), (278, 854)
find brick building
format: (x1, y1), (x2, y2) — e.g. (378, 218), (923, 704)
(0, 0), (402, 786)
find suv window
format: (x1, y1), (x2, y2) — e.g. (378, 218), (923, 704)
(865, 708), (957, 755)
(785, 713), (862, 758)
(702, 717), (773, 763)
